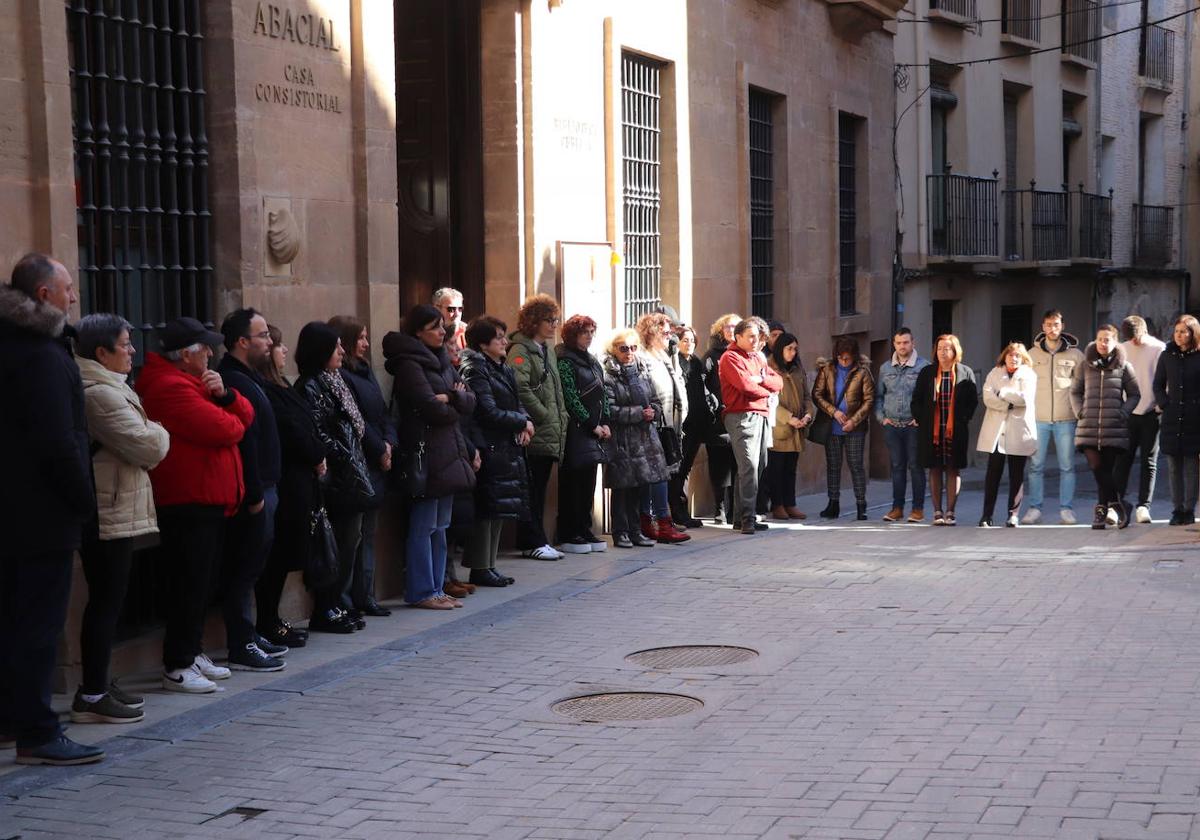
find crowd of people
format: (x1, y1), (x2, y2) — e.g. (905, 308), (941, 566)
(2, 250), (1196, 768)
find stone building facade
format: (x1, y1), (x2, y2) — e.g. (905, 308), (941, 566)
(3, 0), (904, 678)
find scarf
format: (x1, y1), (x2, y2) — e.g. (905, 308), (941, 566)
(932, 365), (957, 446)
(322, 369), (365, 439)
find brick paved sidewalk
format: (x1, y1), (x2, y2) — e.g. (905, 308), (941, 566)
(3, 481), (1199, 840)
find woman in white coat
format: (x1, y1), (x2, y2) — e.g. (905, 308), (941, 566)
(977, 342), (1038, 527)
(74, 314), (170, 724)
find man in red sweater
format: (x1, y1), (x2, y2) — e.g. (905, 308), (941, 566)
(137, 318), (254, 694)
(719, 319), (783, 534)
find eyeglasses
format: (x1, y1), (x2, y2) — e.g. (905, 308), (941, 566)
(618, 344), (639, 353)
(547, 318), (561, 326)
(245, 331), (271, 340)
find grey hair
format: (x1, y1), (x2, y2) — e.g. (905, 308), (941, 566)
(163, 342), (205, 361)
(75, 313), (133, 360)
(432, 287), (463, 305)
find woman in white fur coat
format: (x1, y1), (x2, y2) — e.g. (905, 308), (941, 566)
(976, 341), (1038, 528)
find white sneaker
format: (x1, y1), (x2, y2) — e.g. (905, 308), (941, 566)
(558, 538), (592, 554)
(523, 545), (561, 561)
(1135, 505), (1152, 524)
(194, 653), (231, 681)
(1021, 508), (1042, 525)
(1059, 508), (1077, 525)
(1006, 513), (1019, 528)
(163, 664), (216, 694)
(588, 539), (608, 553)
(1105, 506), (1119, 526)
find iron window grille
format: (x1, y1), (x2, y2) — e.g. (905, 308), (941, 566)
(621, 52), (663, 327)
(749, 89), (774, 319)
(68, 0), (214, 358)
(837, 113), (859, 317)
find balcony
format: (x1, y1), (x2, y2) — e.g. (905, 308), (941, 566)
(1001, 0), (1040, 45)
(1139, 24), (1175, 88)
(928, 0), (977, 25)
(1133, 203), (1174, 267)
(927, 171), (999, 260)
(1061, 0), (1099, 66)
(1002, 183), (1112, 263)
(823, 0), (909, 42)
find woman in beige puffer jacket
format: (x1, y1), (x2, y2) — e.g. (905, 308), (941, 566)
(74, 314), (170, 719)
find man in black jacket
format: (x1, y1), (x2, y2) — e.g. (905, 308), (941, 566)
(0, 253), (103, 766)
(217, 308), (286, 672)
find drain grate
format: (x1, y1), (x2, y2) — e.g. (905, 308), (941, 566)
(625, 645), (759, 669)
(552, 692), (703, 722)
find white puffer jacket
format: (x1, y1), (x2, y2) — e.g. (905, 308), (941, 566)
(77, 357), (171, 540)
(976, 364), (1038, 457)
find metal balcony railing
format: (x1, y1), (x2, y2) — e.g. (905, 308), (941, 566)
(1003, 183), (1113, 262)
(927, 171), (999, 258)
(930, 0), (977, 18)
(1140, 24), (1175, 87)
(1001, 0), (1040, 42)
(1061, 0), (1100, 62)
(1133, 203), (1174, 267)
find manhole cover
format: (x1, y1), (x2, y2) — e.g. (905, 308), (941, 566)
(551, 692), (703, 722)
(625, 645), (759, 669)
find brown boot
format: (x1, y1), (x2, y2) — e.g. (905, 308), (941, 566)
(655, 517), (690, 543)
(785, 506), (807, 520)
(771, 506), (790, 520)
(882, 506), (904, 522)
(444, 581), (472, 598)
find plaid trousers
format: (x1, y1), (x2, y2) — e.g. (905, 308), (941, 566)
(825, 433), (867, 503)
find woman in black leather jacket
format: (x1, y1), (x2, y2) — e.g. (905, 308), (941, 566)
(459, 316), (532, 586)
(295, 321), (374, 632)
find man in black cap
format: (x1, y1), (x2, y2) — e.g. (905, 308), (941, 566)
(136, 317), (255, 694)
(0, 253), (103, 766)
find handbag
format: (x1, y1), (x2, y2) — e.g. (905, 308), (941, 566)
(302, 505), (339, 590)
(808, 373), (852, 447)
(393, 432), (428, 498)
(658, 426), (683, 466)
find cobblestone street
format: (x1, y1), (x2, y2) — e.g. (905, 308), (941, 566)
(3, 485), (1200, 840)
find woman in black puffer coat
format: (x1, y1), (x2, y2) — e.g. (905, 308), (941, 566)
(1070, 325), (1139, 529)
(295, 322), (376, 633)
(382, 305), (478, 610)
(1153, 315), (1200, 524)
(459, 316), (531, 587)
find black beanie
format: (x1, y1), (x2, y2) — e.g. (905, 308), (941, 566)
(295, 321), (340, 377)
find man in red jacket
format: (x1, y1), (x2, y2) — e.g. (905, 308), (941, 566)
(136, 317), (254, 694)
(718, 319), (782, 534)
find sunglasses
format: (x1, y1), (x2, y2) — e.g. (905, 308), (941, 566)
(618, 344), (639, 353)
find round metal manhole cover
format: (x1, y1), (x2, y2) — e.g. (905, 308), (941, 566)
(625, 645), (759, 669)
(551, 692), (703, 723)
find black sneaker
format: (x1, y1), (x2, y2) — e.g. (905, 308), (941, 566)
(15, 735), (104, 766)
(70, 690), (144, 724)
(259, 620), (307, 648)
(227, 643), (286, 672)
(253, 634), (289, 657)
(107, 681), (144, 710)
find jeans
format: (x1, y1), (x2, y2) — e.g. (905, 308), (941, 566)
(557, 463), (598, 542)
(981, 451), (1027, 519)
(315, 510), (363, 615)
(725, 412), (768, 525)
(1166, 454), (1199, 515)
(157, 505), (227, 671)
(1027, 420), (1077, 511)
(79, 536), (135, 695)
(766, 451), (799, 508)
(1113, 412), (1160, 508)
(884, 425), (925, 510)
(350, 507), (379, 609)
(405, 495), (452, 603)
(0, 551), (74, 747)
(610, 486), (643, 536)
(464, 518), (505, 570)
(221, 485), (277, 650)
(639, 480), (671, 518)
(517, 454), (554, 549)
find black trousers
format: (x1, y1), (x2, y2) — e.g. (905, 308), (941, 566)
(706, 442), (735, 516)
(79, 536), (135, 695)
(219, 486), (276, 651)
(1083, 446), (1122, 506)
(254, 543), (289, 632)
(766, 451), (800, 508)
(0, 550), (74, 747)
(1113, 412), (1160, 507)
(669, 431), (704, 514)
(981, 451), (1027, 519)
(557, 463), (598, 542)
(517, 454), (555, 549)
(158, 505), (227, 671)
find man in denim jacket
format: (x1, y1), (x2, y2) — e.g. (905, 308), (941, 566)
(875, 327), (929, 522)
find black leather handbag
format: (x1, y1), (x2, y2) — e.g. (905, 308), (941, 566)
(302, 506), (339, 590)
(393, 431), (429, 498)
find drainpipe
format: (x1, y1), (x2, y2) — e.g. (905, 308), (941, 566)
(1178, 6), (1192, 311)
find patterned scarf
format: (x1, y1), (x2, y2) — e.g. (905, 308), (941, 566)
(321, 369), (365, 439)
(932, 366), (957, 446)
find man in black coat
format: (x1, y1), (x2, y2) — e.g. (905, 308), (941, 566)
(217, 308), (286, 672)
(0, 253), (103, 765)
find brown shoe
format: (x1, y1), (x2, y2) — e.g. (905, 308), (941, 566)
(410, 597), (454, 611)
(906, 509), (925, 523)
(456, 581), (477, 594)
(785, 506), (807, 520)
(882, 506), (904, 522)
(444, 581), (472, 598)
(771, 506), (790, 520)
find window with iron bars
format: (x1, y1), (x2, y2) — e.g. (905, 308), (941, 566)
(837, 113), (860, 317)
(621, 52), (663, 326)
(68, 0), (215, 361)
(749, 89), (775, 319)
